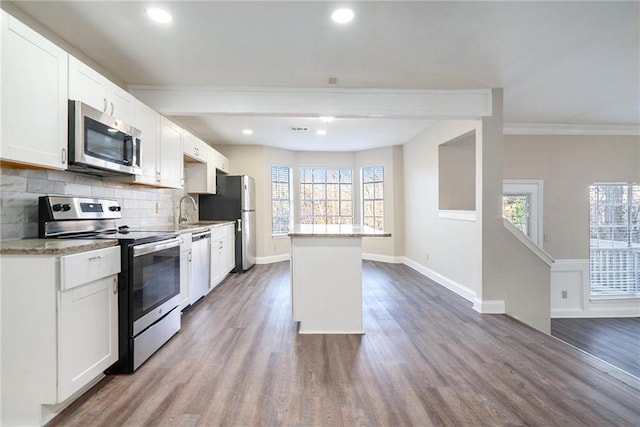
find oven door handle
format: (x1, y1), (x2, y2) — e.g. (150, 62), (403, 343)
(133, 236), (184, 257)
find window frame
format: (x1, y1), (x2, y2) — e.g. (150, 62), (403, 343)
(271, 165), (293, 236)
(589, 183), (640, 298)
(361, 165), (385, 231)
(299, 167), (353, 225)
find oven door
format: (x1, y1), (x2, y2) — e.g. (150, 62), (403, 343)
(131, 236), (182, 336)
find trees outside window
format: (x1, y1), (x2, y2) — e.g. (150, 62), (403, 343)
(299, 168), (353, 224)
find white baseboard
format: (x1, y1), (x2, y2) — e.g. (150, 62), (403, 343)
(402, 257), (477, 303)
(363, 253), (404, 263)
(473, 298), (506, 314)
(256, 254), (290, 264)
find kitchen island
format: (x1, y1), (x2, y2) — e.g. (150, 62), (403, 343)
(288, 224), (391, 334)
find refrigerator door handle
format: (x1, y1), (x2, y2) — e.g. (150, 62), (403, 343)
(237, 218), (242, 232)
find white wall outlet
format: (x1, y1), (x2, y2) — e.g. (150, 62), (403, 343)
(425, 253), (430, 262)
(544, 233), (550, 242)
(155, 202), (161, 214)
(561, 290), (568, 299)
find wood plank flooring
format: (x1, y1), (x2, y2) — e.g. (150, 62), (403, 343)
(49, 261), (640, 426)
(551, 317), (640, 378)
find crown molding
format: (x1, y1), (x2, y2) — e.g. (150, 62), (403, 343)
(504, 123), (640, 136)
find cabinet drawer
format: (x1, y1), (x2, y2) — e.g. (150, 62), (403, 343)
(211, 224), (235, 240)
(60, 246), (120, 291)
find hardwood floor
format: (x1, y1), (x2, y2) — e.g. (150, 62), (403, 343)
(50, 261), (640, 426)
(551, 317), (640, 378)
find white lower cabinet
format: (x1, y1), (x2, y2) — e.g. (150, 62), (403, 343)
(210, 224), (235, 290)
(58, 275), (118, 402)
(179, 233), (192, 310)
(1, 246), (120, 426)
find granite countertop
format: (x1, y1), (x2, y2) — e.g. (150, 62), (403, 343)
(0, 239), (118, 256)
(288, 224), (392, 238)
(135, 221), (236, 234)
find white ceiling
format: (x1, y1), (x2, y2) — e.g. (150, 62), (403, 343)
(10, 1), (640, 151)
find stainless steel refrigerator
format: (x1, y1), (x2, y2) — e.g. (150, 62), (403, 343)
(199, 175), (256, 272)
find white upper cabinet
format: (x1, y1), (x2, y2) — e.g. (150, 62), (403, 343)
(68, 55), (134, 124)
(159, 117), (184, 189)
(130, 100), (161, 186)
(213, 150), (230, 174)
(113, 101), (184, 189)
(183, 131), (207, 163)
(184, 131), (217, 194)
(1, 11), (68, 170)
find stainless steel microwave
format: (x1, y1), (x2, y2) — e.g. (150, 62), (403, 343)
(68, 100), (142, 175)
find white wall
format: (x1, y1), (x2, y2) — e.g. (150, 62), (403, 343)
(551, 260), (640, 318)
(401, 90), (551, 333)
(402, 119), (482, 300)
(216, 145), (404, 262)
(356, 146), (404, 261)
(504, 135), (640, 319)
(503, 135), (640, 259)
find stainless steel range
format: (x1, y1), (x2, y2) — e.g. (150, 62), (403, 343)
(39, 195), (182, 373)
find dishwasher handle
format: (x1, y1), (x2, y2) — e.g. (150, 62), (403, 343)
(192, 231), (211, 242)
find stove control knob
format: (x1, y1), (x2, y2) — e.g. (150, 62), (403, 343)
(62, 204), (71, 211)
(52, 204), (63, 212)
(109, 206), (121, 212)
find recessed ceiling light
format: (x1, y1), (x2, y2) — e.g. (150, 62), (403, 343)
(147, 7), (173, 24)
(331, 8), (354, 24)
(319, 116), (335, 123)
(317, 129), (327, 136)
(242, 129), (253, 135)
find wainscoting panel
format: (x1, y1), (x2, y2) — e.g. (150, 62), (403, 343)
(551, 259), (640, 318)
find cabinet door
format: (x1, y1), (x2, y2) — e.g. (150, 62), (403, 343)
(69, 55), (134, 123)
(133, 101), (161, 185)
(224, 230), (235, 273)
(107, 82), (134, 123)
(68, 55), (107, 112)
(1, 11), (68, 169)
(210, 238), (223, 289)
(183, 131), (206, 162)
(58, 275), (118, 402)
(159, 117), (184, 189)
(180, 243), (192, 310)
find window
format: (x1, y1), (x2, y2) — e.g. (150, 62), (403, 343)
(271, 165), (292, 235)
(589, 183), (640, 297)
(502, 180), (543, 246)
(362, 166), (384, 230)
(503, 194), (529, 236)
(299, 168), (352, 224)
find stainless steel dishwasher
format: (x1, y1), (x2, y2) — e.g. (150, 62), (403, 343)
(190, 229), (211, 304)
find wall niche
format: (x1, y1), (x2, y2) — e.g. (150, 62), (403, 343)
(438, 131), (476, 212)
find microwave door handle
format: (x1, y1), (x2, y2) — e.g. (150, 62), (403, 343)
(123, 136), (132, 165)
(132, 137), (138, 168)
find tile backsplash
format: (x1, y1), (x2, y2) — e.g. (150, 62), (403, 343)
(0, 165), (196, 240)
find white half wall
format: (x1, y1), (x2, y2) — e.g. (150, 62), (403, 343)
(551, 259), (640, 318)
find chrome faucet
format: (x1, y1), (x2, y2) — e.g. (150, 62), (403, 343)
(179, 195), (198, 224)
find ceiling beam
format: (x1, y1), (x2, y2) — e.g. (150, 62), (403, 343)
(128, 86), (493, 119)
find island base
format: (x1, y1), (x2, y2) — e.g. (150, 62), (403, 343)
(290, 236), (364, 334)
